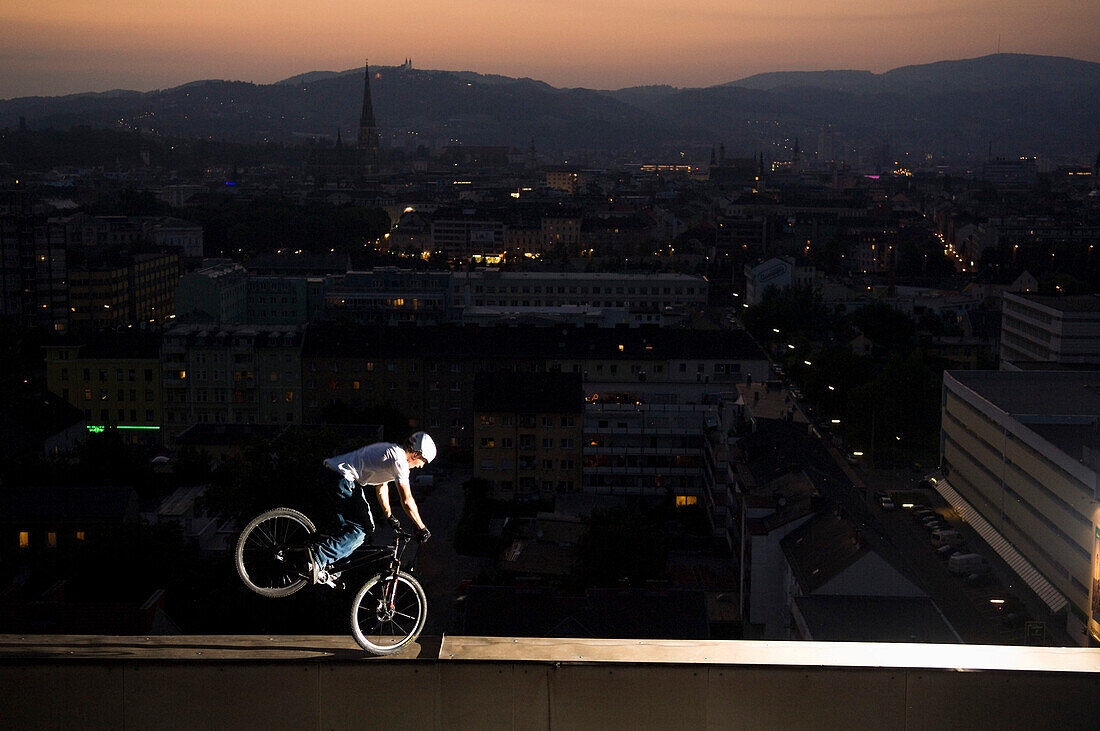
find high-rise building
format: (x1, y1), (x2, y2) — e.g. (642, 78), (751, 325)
(0, 195), (68, 332)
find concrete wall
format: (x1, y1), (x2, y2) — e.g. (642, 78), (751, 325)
(5, 656), (1099, 729)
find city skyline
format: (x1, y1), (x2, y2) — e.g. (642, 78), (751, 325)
(2, 0), (1099, 99)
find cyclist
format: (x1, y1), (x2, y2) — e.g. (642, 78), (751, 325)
(308, 431), (435, 585)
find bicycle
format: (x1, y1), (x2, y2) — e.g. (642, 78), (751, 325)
(234, 507), (427, 655)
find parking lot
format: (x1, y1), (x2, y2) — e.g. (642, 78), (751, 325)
(867, 477), (1062, 645)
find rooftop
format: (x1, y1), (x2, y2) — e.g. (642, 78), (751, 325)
(1009, 292), (1100, 313)
(947, 370), (1100, 419)
(793, 595), (960, 643)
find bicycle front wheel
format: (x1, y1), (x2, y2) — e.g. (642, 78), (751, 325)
(235, 507), (316, 598)
(350, 571), (427, 655)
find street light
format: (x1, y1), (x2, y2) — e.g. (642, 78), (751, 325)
(830, 419), (841, 424)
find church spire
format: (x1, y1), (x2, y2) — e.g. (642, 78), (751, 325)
(358, 59), (380, 175)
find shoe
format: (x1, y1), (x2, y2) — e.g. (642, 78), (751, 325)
(306, 545), (324, 584)
(307, 545), (342, 588)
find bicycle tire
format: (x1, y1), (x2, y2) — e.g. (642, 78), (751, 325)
(350, 571), (427, 655)
(235, 507), (316, 598)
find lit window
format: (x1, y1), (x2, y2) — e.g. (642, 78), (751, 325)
(75, 531), (85, 541)
(19, 531), (29, 548)
(47, 532), (57, 548)
(675, 495), (698, 507)
(178, 370), (187, 379)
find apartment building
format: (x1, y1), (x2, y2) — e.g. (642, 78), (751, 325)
(940, 370), (1100, 645)
(161, 324), (304, 440)
(0, 212), (68, 331)
(473, 372), (584, 501)
(582, 402), (716, 504)
(67, 252), (179, 329)
(44, 333), (163, 444)
(175, 260), (249, 324)
(430, 207), (506, 258)
(325, 268), (453, 325)
(300, 323), (770, 455)
(247, 275), (326, 325)
(451, 271), (708, 312)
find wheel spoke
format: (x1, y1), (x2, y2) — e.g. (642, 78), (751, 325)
(236, 509), (314, 598)
(351, 574), (425, 653)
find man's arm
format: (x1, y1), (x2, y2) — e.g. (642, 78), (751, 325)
(375, 481), (427, 531)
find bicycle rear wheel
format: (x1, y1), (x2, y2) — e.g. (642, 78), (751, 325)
(350, 571), (427, 655)
(235, 507), (316, 598)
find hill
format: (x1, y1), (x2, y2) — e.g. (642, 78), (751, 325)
(1, 54), (1097, 160)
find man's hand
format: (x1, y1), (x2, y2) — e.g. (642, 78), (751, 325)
(388, 516), (401, 532)
(415, 527), (431, 544)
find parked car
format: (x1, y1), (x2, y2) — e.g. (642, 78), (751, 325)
(948, 552), (988, 575)
(937, 544), (962, 558)
(966, 572), (994, 587)
(879, 496), (895, 511)
(931, 529), (965, 547)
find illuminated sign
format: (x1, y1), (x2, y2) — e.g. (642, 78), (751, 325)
(1091, 526), (1100, 643)
(87, 425), (161, 432)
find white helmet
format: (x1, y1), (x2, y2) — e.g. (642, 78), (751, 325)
(406, 431), (437, 463)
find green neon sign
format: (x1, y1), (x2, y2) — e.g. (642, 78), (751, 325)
(86, 425), (161, 432)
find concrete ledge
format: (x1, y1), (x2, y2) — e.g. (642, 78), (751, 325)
(3, 634), (1098, 673)
(440, 636), (1100, 672)
(2, 635), (1099, 730)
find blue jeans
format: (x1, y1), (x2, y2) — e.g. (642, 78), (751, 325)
(312, 469), (375, 565)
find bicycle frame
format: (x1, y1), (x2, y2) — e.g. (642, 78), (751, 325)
(324, 532), (417, 583)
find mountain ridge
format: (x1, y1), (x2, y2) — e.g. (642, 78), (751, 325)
(1, 54), (1097, 159)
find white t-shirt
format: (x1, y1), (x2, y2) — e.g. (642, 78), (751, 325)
(324, 442), (409, 487)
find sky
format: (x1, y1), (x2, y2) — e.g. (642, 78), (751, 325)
(2, 0), (1098, 99)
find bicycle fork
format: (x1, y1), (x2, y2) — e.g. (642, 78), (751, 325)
(382, 569), (400, 611)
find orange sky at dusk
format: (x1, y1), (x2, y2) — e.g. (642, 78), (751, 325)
(2, 0), (1098, 98)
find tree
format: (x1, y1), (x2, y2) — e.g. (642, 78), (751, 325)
(742, 285), (830, 343)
